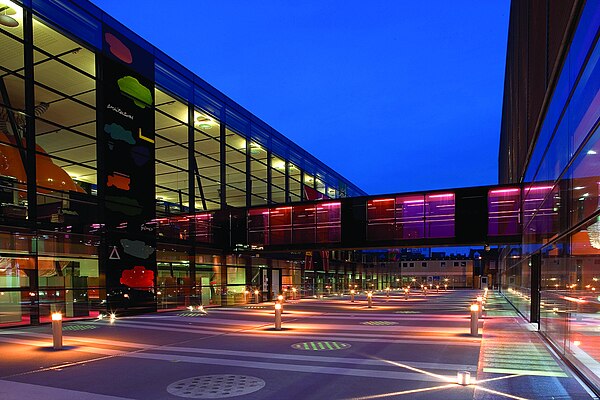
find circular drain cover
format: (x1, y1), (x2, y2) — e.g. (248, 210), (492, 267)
(360, 321), (398, 326)
(167, 375), (265, 399)
(292, 341), (351, 351)
(62, 324), (97, 331)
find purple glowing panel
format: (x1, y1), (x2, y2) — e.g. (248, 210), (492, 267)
(523, 185), (555, 237)
(488, 188), (520, 236)
(425, 193), (455, 238)
(395, 195), (425, 239)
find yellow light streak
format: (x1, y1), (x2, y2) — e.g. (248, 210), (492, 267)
(475, 386), (530, 400)
(348, 383), (457, 400)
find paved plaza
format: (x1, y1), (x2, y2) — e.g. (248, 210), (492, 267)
(0, 290), (596, 399)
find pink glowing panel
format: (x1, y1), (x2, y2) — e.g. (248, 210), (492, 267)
(292, 204), (316, 244)
(367, 198), (395, 241)
(316, 202), (341, 243)
(248, 208), (269, 245)
(270, 207), (292, 245)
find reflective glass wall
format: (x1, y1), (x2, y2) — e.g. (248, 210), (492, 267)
(500, 1), (600, 390)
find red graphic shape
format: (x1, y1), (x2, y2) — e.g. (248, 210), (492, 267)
(107, 172), (130, 190)
(105, 33), (133, 64)
(120, 266), (154, 289)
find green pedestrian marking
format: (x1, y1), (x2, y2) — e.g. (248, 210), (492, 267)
(62, 324), (97, 331)
(483, 368), (567, 378)
(292, 341), (351, 351)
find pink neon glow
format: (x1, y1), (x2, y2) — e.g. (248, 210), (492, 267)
(490, 188), (520, 194)
(402, 199), (425, 204)
(371, 198), (394, 203)
(527, 186), (554, 191)
(320, 202), (341, 207)
(427, 193), (454, 199)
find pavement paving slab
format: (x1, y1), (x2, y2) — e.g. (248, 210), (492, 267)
(0, 290), (596, 400)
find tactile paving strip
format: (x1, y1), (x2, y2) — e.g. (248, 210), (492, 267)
(167, 375), (265, 398)
(291, 341), (351, 351)
(62, 324), (97, 331)
(360, 321), (399, 326)
(244, 306), (266, 309)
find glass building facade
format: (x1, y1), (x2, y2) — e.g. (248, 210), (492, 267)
(0, 0), (366, 326)
(499, 0), (600, 391)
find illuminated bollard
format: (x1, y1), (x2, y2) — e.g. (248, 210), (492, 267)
(254, 289), (260, 304)
(404, 287), (409, 300)
(386, 287), (390, 300)
(470, 303), (479, 336)
(350, 289), (355, 302)
(292, 287), (297, 300)
(244, 290), (250, 303)
(278, 294), (284, 304)
(457, 371), (471, 386)
(476, 296), (483, 319)
(424, 287), (427, 297)
(51, 312), (63, 350)
(367, 291), (373, 308)
(274, 303), (282, 330)
(436, 285), (439, 293)
(444, 284), (448, 291)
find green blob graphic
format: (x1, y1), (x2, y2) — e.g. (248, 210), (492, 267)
(117, 75), (153, 108)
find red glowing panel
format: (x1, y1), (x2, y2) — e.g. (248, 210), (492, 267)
(120, 266), (154, 289)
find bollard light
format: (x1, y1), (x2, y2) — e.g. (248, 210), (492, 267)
(404, 287), (409, 300)
(292, 287), (297, 300)
(274, 302), (282, 330)
(444, 284), (448, 291)
(51, 312), (63, 350)
(457, 371), (471, 386)
(436, 285), (439, 293)
(109, 312), (116, 323)
(367, 291), (373, 308)
(277, 294), (284, 303)
(254, 289), (260, 304)
(470, 304), (479, 336)
(350, 289), (355, 302)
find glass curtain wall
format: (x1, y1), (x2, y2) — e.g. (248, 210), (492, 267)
(500, 1), (600, 389)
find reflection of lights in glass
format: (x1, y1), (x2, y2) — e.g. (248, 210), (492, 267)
(574, 186), (585, 190)
(587, 149), (597, 155)
(587, 220), (600, 250)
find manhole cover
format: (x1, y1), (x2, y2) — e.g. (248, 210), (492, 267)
(360, 321), (398, 326)
(395, 310), (420, 314)
(62, 324), (97, 331)
(244, 306), (266, 309)
(178, 312), (206, 317)
(292, 341), (351, 351)
(167, 375), (265, 398)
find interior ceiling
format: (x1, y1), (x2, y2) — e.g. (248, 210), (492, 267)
(1, 14), (333, 207)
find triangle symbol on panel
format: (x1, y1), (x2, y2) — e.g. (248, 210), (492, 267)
(109, 245), (121, 260)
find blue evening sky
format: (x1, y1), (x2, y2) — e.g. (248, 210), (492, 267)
(91, 0), (510, 195)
